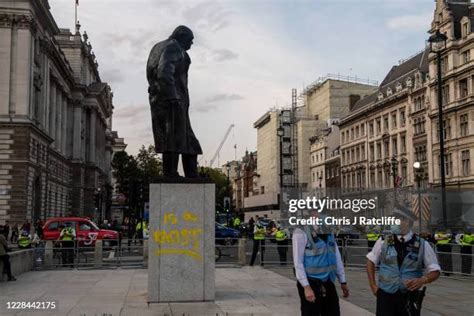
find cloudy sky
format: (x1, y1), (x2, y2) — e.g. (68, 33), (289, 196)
(50, 0), (434, 166)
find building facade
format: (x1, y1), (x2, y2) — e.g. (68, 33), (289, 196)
(339, 0), (474, 192)
(0, 0), (120, 225)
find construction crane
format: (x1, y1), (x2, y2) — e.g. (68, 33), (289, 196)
(209, 124), (235, 168)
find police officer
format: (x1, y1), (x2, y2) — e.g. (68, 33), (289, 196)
(293, 212), (349, 316)
(366, 227), (381, 252)
(136, 219), (146, 245)
(59, 222), (76, 267)
(434, 228), (452, 275)
(233, 217), (241, 229)
(367, 205), (440, 316)
(17, 230), (32, 249)
(458, 228), (474, 275)
(275, 225), (288, 265)
(250, 219), (266, 266)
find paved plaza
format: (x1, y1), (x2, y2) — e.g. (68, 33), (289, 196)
(0, 267), (372, 316)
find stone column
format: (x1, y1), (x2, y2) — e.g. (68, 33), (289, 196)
(62, 97), (67, 154)
(148, 182), (215, 302)
(55, 89), (62, 150)
(49, 82), (56, 139)
(72, 103), (82, 160)
(89, 110), (96, 163)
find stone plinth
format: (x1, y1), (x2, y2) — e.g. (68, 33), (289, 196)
(148, 182), (215, 302)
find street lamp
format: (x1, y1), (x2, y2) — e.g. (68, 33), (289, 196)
(413, 162), (424, 233)
(428, 29), (448, 229)
(225, 163), (232, 226)
(277, 125), (285, 209)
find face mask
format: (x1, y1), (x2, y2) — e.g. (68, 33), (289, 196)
(390, 224), (401, 235)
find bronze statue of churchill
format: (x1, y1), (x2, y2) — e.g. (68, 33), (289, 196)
(147, 26), (202, 178)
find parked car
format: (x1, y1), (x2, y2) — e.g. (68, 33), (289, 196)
(215, 223), (241, 245)
(42, 217), (119, 248)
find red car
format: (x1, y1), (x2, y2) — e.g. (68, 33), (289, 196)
(42, 217), (119, 248)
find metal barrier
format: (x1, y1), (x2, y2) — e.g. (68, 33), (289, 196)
(30, 237), (474, 276)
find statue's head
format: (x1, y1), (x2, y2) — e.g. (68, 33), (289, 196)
(169, 25), (194, 51)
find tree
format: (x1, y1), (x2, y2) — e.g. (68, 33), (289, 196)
(198, 167), (229, 213)
(112, 146), (163, 219)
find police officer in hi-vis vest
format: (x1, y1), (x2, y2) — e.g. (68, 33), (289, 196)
(293, 212), (349, 316)
(367, 205), (440, 316)
(250, 219), (267, 266)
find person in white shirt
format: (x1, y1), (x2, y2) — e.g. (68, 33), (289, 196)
(366, 205), (440, 316)
(292, 212), (349, 316)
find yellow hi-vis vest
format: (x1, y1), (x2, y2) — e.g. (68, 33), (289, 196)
(61, 227), (74, 241)
(460, 234), (474, 246)
(367, 233), (380, 242)
(275, 230), (286, 241)
(18, 235), (30, 248)
(254, 227), (266, 240)
(435, 232), (451, 245)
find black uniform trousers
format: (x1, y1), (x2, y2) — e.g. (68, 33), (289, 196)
(249, 239), (265, 266)
(61, 240), (75, 267)
(461, 245), (472, 274)
(296, 278), (340, 316)
(1, 254), (13, 278)
(376, 289), (421, 316)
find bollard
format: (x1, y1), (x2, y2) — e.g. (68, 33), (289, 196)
(238, 238), (247, 266)
(44, 241), (53, 267)
(94, 240), (103, 268)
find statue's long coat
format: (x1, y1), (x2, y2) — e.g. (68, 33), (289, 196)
(146, 39), (202, 154)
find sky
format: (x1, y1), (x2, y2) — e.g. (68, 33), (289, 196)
(49, 0), (435, 167)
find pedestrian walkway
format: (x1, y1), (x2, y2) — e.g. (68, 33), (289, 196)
(0, 267), (373, 316)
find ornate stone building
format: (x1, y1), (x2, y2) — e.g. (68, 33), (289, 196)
(339, 50), (429, 190)
(0, 0), (121, 225)
(339, 0), (474, 192)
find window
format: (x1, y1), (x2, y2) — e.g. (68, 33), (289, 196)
(361, 124), (365, 136)
(401, 135), (406, 153)
(361, 145), (365, 160)
(356, 147), (360, 161)
(392, 138), (398, 155)
(462, 150), (470, 175)
(376, 119), (381, 134)
(460, 79), (468, 98)
(415, 145), (427, 162)
(370, 144), (375, 161)
(47, 221), (59, 231)
(462, 50), (470, 64)
(355, 126), (359, 138)
(401, 165), (407, 185)
(440, 119), (451, 139)
(261, 186), (265, 194)
(460, 113), (469, 136)
(442, 85), (450, 105)
(351, 128), (354, 140)
(383, 116), (389, 131)
(446, 153), (453, 176)
(384, 139), (390, 158)
(377, 143), (382, 159)
(79, 222), (93, 231)
(463, 22), (469, 38)
(312, 172), (315, 182)
(369, 123), (374, 137)
(400, 110), (406, 127)
(441, 56), (448, 73)
(392, 113), (397, 128)
(370, 171), (375, 188)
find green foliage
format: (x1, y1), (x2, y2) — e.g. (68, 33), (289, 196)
(112, 146), (162, 218)
(198, 166), (229, 212)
